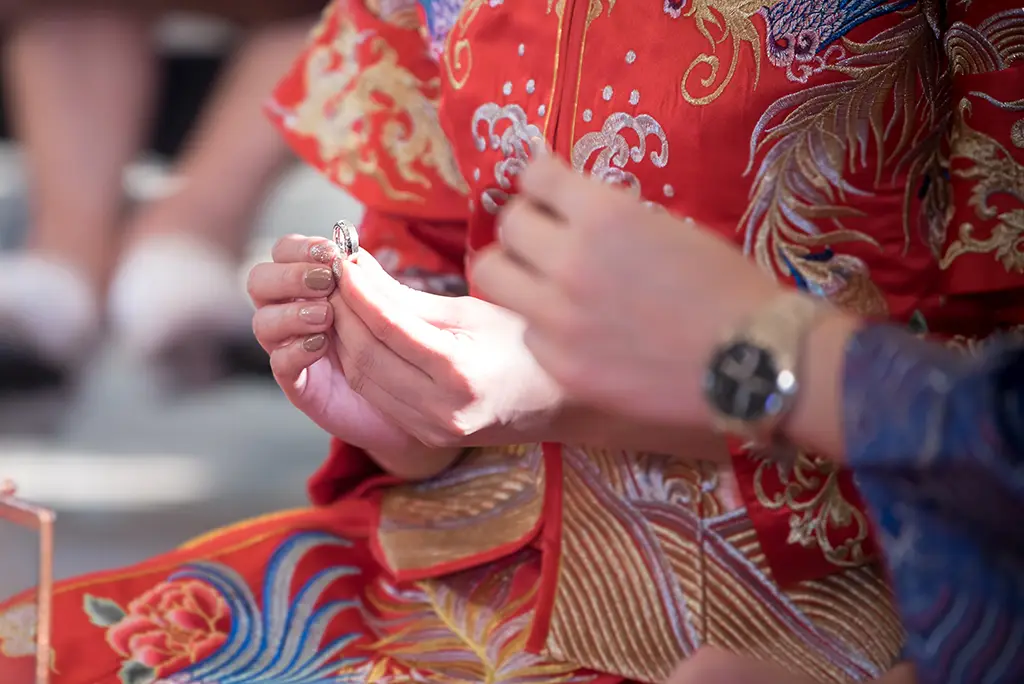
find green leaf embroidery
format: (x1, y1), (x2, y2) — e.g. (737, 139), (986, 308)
(119, 660), (157, 684)
(83, 594), (126, 628)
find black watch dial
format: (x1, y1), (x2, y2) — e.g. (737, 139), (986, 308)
(704, 341), (787, 423)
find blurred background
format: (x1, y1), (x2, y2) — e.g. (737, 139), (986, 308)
(0, 7), (359, 601)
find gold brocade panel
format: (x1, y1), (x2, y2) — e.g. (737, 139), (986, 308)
(375, 445), (545, 575)
(544, 447), (903, 684)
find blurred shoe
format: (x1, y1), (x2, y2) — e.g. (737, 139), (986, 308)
(0, 253), (100, 394)
(107, 233), (271, 386)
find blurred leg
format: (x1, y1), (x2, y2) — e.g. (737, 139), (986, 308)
(126, 17), (314, 257)
(109, 16), (316, 377)
(6, 6), (156, 292)
(0, 7), (156, 379)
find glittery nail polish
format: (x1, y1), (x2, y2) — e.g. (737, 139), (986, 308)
(310, 242), (336, 265)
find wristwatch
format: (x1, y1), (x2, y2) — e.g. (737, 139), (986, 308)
(702, 290), (824, 444)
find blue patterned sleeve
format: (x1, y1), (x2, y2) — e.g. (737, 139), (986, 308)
(843, 324), (1024, 684)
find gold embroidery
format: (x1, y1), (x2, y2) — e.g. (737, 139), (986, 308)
(546, 448), (698, 683)
(742, 14), (942, 278)
(364, 551), (584, 684)
(442, 0), (486, 90)
(1013, 119), (1024, 149)
(287, 18), (467, 202)
(947, 325), (1024, 355)
(376, 445), (544, 574)
(944, 10), (1024, 76)
(677, 1), (778, 106)
(571, 111), (669, 197)
(547, 447), (900, 683)
(0, 604), (35, 658)
(585, 0), (615, 27)
(752, 452), (870, 568)
(939, 98), (1024, 273)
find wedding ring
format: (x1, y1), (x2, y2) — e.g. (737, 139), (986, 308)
(333, 220), (360, 259)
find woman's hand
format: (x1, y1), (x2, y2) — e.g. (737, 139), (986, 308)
(246, 235), (459, 479)
(329, 250), (566, 449)
(471, 154), (785, 428)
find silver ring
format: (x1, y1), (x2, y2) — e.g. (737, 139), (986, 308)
(333, 220), (360, 259)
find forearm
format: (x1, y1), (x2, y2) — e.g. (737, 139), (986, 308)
(555, 404), (730, 457)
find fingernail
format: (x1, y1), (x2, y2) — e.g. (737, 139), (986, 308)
(310, 242), (337, 265)
(299, 303), (328, 324)
(305, 267), (334, 290)
(302, 333), (327, 352)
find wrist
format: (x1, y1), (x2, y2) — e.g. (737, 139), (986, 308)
(782, 309), (862, 462)
(364, 440), (463, 480)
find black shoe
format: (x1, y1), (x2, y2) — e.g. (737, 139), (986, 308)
(0, 337), (70, 395)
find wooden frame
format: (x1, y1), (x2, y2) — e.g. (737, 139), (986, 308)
(0, 481), (54, 684)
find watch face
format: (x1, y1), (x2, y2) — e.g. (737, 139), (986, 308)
(704, 341), (786, 423)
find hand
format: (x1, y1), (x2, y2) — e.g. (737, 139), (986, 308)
(665, 649), (916, 684)
(246, 235), (457, 479)
(665, 649), (817, 684)
(330, 249), (565, 449)
(470, 154), (784, 428)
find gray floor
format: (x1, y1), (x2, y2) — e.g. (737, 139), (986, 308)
(0, 148), (364, 602)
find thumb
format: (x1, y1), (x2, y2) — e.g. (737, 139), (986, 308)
(345, 249), (461, 326)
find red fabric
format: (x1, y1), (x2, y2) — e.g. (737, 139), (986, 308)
(7, 3), (1024, 682)
(281, 0), (1024, 587)
(730, 448), (879, 586)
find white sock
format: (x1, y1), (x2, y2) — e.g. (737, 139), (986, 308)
(0, 253), (99, 367)
(107, 234), (254, 360)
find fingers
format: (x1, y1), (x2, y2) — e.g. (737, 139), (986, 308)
(268, 333), (331, 393)
(470, 246), (565, 325)
(247, 262), (336, 307)
(496, 197), (571, 277)
(349, 250), (457, 325)
(338, 259), (456, 375)
(271, 234), (339, 266)
(333, 295), (435, 399)
(666, 649), (818, 684)
(518, 154), (604, 220)
(252, 300), (333, 352)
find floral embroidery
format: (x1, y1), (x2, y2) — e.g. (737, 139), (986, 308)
(752, 452), (871, 568)
(471, 103), (542, 214)
(0, 603), (36, 658)
(571, 111), (669, 197)
(89, 533), (368, 684)
(85, 581), (230, 684)
(280, 16), (468, 203)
